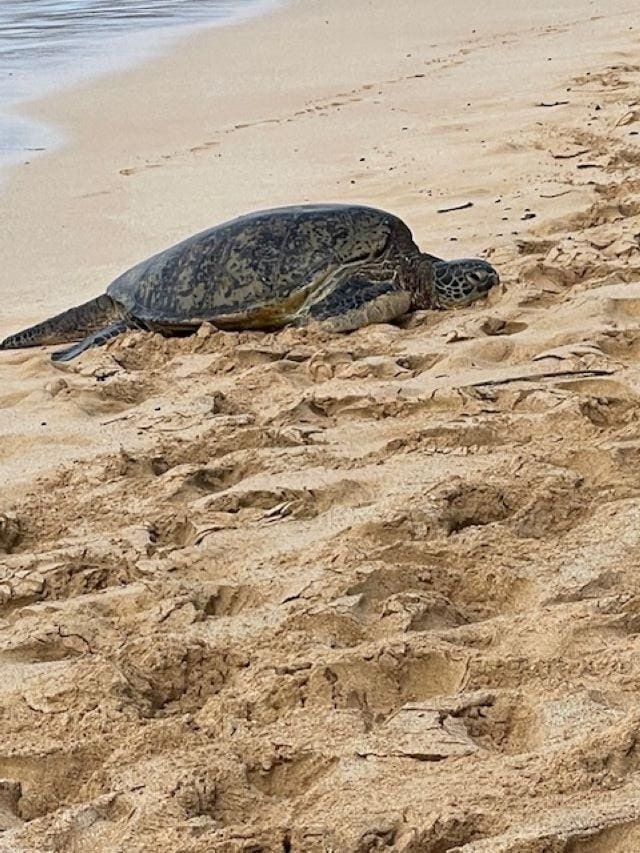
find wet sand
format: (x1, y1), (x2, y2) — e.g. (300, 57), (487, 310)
(2, 0), (640, 848)
(0, 0), (278, 169)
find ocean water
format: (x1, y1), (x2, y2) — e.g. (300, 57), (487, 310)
(0, 0), (279, 169)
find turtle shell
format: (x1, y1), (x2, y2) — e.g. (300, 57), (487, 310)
(106, 204), (412, 329)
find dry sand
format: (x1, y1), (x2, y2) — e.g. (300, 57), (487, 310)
(2, 0), (640, 849)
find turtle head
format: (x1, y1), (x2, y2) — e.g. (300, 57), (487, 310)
(431, 258), (499, 308)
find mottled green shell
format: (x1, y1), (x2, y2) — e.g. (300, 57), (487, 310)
(107, 204), (417, 329)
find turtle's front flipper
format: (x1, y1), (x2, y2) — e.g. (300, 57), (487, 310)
(51, 321), (129, 363)
(299, 278), (411, 332)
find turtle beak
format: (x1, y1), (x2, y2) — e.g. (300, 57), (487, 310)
(481, 274), (498, 293)
(478, 267), (500, 294)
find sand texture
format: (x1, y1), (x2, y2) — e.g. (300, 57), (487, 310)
(2, 0), (640, 849)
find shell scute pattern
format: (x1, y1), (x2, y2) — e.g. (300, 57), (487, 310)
(108, 205), (402, 327)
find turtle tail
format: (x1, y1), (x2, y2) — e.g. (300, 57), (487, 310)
(0, 294), (124, 351)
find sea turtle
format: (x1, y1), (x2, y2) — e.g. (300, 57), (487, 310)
(1, 204), (499, 362)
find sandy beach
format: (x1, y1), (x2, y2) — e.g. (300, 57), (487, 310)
(2, 0), (640, 848)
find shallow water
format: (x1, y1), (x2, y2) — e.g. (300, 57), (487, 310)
(0, 0), (278, 169)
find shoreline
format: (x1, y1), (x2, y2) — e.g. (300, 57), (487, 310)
(0, 0), (284, 177)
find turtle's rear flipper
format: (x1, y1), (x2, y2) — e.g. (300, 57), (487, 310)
(52, 321), (129, 363)
(301, 278), (411, 332)
(1, 294), (123, 352)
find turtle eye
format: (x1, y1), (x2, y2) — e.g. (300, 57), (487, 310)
(468, 270), (486, 285)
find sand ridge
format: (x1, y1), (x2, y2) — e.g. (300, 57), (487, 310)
(2, 1), (640, 850)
